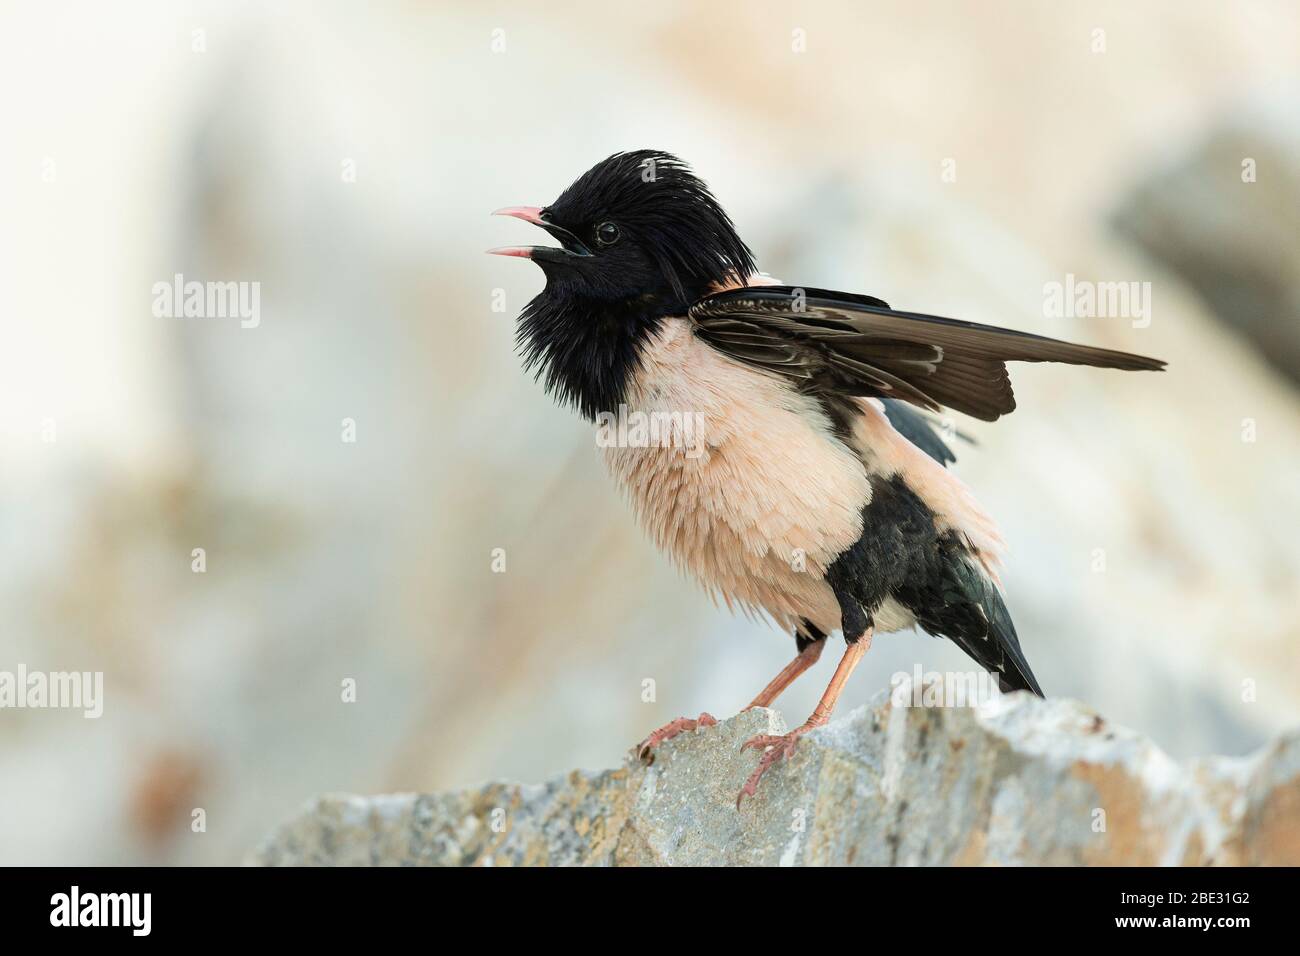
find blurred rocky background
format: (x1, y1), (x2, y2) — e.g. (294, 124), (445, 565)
(0, 0), (1297, 864)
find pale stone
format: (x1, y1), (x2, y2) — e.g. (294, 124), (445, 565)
(251, 691), (1300, 866)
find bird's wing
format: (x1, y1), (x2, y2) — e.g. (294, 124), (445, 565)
(880, 399), (957, 466)
(689, 286), (1166, 422)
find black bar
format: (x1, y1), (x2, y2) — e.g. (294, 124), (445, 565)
(0, 865), (1284, 940)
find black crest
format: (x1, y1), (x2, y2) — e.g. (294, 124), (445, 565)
(543, 150), (755, 305)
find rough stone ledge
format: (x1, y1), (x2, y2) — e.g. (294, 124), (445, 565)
(251, 692), (1299, 866)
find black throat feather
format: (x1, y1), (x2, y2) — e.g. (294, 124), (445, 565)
(516, 289), (673, 422)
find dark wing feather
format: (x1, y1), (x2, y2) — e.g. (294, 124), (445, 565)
(881, 400), (957, 466)
(690, 286), (1166, 422)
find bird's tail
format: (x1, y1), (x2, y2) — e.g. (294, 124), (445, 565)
(923, 553), (1045, 698)
(981, 581), (1044, 697)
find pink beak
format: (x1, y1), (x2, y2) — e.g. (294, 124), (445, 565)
(488, 206), (546, 257)
(492, 206), (545, 225)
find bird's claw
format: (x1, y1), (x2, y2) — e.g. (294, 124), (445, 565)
(636, 712), (717, 763)
(736, 726), (813, 808)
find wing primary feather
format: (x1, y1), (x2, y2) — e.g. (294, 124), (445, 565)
(690, 286), (1164, 420)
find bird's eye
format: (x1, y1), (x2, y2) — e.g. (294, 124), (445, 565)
(595, 221), (620, 246)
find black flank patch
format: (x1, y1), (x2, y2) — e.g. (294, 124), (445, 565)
(825, 473), (1043, 695)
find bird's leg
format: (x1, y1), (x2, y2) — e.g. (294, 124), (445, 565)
(737, 630), (872, 807)
(744, 638), (825, 710)
(638, 634), (824, 764)
(636, 712), (718, 763)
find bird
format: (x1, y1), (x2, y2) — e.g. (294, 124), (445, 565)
(488, 150), (1165, 807)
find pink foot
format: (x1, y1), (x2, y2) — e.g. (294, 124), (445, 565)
(736, 721), (820, 808)
(636, 712), (718, 763)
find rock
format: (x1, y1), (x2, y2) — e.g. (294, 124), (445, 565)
(251, 690), (1300, 866)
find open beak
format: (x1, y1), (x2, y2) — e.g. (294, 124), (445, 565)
(488, 206), (593, 262)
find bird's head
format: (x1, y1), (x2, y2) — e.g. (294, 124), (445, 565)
(489, 150), (755, 310)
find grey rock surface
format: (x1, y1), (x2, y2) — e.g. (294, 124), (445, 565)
(252, 691), (1300, 866)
